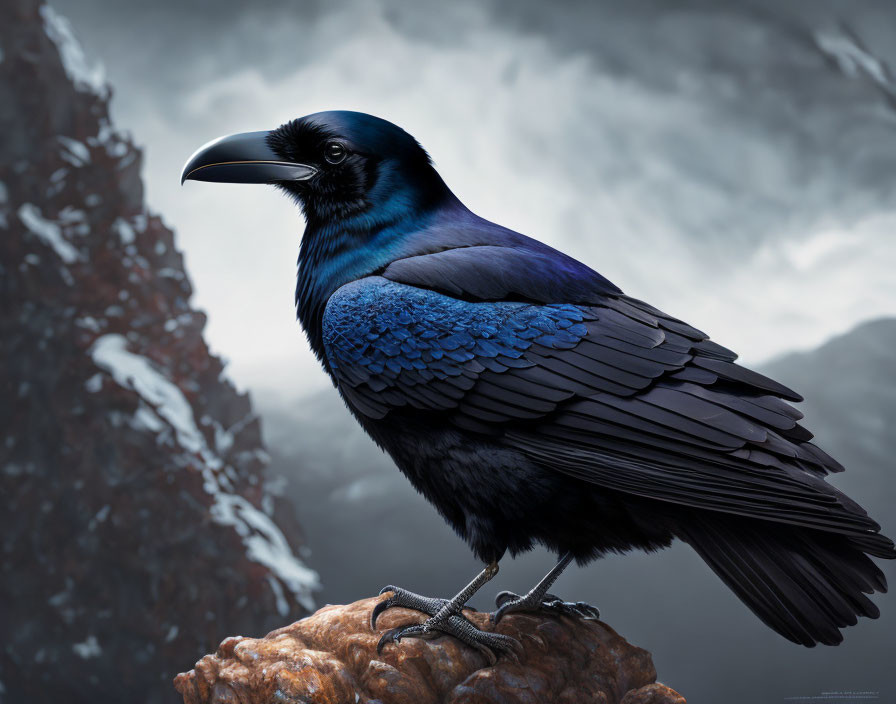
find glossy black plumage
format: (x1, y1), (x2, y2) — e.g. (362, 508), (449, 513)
(185, 111), (895, 648)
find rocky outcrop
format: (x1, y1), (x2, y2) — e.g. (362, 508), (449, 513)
(0, 2), (317, 702)
(174, 596), (685, 704)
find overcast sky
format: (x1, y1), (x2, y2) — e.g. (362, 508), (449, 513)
(63, 0), (896, 399)
(51, 4), (896, 701)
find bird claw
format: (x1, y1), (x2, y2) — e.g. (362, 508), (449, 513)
(543, 593), (601, 620)
(376, 613), (522, 665)
(376, 623), (431, 654)
(491, 590), (600, 624)
(370, 586), (450, 629)
(372, 585), (521, 664)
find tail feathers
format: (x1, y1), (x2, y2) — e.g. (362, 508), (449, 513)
(848, 532), (896, 561)
(677, 515), (889, 647)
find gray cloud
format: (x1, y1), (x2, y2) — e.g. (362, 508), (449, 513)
(62, 0), (896, 397)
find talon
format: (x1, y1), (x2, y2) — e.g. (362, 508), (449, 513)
(575, 601), (601, 620)
(444, 613), (522, 664)
(490, 590), (600, 624)
(494, 590), (520, 608)
(490, 602), (511, 625)
(376, 627), (400, 654)
(376, 622), (432, 654)
(370, 584), (451, 630)
(501, 635), (524, 665)
(371, 597), (393, 630)
(470, 639), (498, 667)
(369, 567), (512, 661)
(374, 608), (520, 663)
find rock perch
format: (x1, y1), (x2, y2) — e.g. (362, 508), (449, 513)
(174, 594), (685, 704)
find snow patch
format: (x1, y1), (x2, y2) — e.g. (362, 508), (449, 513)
(90, 118), (130, 158)
(90, 334), (206, 455)
(211, 491), (319, 611)
(266, 575), (290, 618)
(40, 6), (106, 95)
(132, 405), (166, 434)
(18, 203), (79, 263)
(89, 334), (319, 610)
(72, 635), (102, 659)
(58, 207), (89, 236)
(90, 333), (319, 611)
(112, 217), (136, 244)
(88, 504), (111, 531)
(84, 373), (103, 392)
(57, 136), (91, 167)
(48, 590), (70, 608)
(214, 423), (235, 455)
(75, 316), (102, 332)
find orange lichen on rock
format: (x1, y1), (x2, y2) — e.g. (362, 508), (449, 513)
(174, 595), (685, 704)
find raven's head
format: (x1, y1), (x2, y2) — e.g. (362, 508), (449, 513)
(182, 111), (452, 224)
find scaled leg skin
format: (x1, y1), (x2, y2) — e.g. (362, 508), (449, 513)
(491, 552), (601, 624)
(371, 561), (521, 663)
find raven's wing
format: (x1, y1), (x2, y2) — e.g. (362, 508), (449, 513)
(322, 259), (892, 556)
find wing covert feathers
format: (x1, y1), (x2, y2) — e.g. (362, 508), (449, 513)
(323, 276), (894, 563)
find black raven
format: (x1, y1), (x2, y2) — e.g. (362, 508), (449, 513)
(183, 111), (895, 660)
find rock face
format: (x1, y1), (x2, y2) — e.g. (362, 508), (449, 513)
(174, 596), (685, 704)
(0, 2), (318, 702)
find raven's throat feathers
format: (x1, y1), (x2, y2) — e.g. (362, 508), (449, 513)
(295, 188), (458, 363)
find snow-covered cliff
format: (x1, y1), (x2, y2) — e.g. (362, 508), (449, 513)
(0, 2), (318, 702)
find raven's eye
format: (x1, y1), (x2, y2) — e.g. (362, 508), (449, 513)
(324, 141), (347, 164)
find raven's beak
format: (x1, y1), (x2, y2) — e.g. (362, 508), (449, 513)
(181, 130), (317, 185)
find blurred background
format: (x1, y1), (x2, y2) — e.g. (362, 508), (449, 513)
(1, 0), (895, 702)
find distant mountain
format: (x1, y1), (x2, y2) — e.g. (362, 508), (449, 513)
(0, 2), (317, 702)
(263, 317), (896, 704)
(762, 318), (896, 510)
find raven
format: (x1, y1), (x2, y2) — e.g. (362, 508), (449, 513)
(183, 111), (894, 659)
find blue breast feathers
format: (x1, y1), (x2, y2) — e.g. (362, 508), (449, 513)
(322, 277), (591, 417)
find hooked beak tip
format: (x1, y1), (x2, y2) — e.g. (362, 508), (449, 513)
(180, 131), (317, 185)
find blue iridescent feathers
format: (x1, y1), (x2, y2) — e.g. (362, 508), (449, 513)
(323, 277), (590, 418)
(261, 110), (895, 647)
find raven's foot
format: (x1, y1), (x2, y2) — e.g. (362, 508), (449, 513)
(491, 590), (600, 625)
(370, 585), (452, 628)
(370, 562), (521, 663)
(375, 608), (521, 665)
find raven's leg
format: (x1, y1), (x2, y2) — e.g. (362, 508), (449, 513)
(371, 562), (521, 663)
(490, 552), (600, 624)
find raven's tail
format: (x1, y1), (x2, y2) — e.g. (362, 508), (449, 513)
(676, 513), (894, 646)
